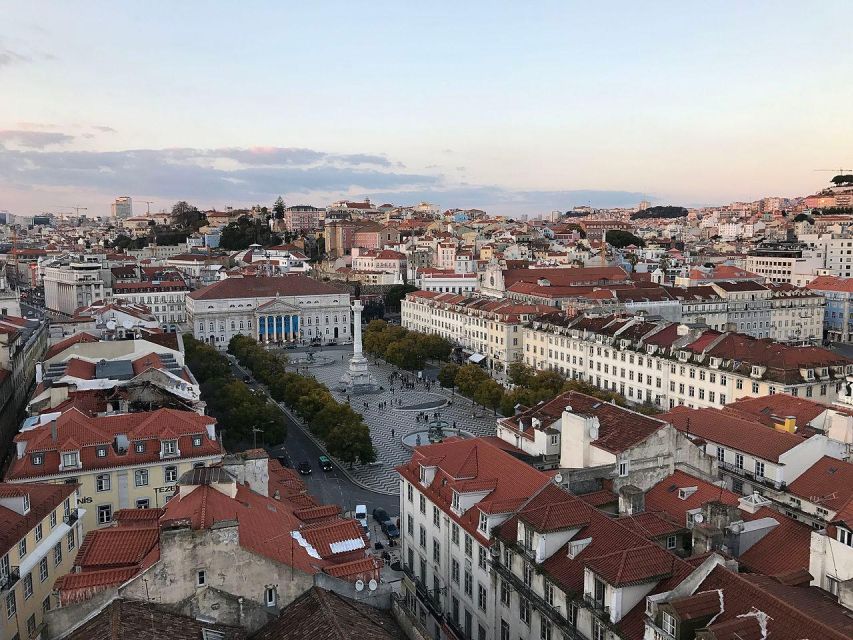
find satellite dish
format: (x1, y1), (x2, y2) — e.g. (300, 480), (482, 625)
(553, 473), (564, 485)
(693, 513), (705, 524)
(588, 425), (599, 439)
(106, 320), (117, 330)
(368, 579), (378, 592)
(355, 579), (364, 592)
(122, 319), (133, 329)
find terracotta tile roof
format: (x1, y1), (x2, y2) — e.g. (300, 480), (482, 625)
(0, 482), (77, 558)
(251, 587), (402, 640)
(661, 406), (805, 462)
(75, 527), (160, 569)
(786, 455), (853, 513)
(396, 437), (551, 544)
(65, 599), (246, 640)
(669, 589), (722, 620)
(321, 557), (382, 581)
(645, 470), (740, 524)
(562, 391), (667, 454)
(723, 393), (834, 434)
(584, 544), (679, 587)
(576, 488), (618, 508)
(188, 274), (348, 300)
(695, 565), (853, 640)
(501, 266), (629, 289)
(299, 519), (366, 559)
(294, 504), (342, 524)
(44, 332), (100, 361)
(616, 511), (685, 538)
(54, 567), (140, 592)
(518, 499), (591, 533)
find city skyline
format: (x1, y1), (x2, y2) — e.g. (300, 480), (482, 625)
(2, 1), (852, 215)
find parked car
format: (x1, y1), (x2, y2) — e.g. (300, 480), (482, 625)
(297, 461), (312, 475)
(243, 375), (251, 383)
(383, 522), (400, 538)
(318, 455), (333, 471)
(372, 507), (390, 525)
(355, 504), (368, 531)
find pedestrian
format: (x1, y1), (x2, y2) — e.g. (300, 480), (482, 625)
(391, 428), (395, 438)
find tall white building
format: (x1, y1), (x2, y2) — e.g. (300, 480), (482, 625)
(111, 196), (133, 219)
(43, 254), (107, 316)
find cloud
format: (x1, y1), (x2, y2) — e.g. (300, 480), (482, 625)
(0, 47), (30, 68)
(0, 144), (647, 214)
(0, 130), (75, 148)
(93, 125), (117, 133)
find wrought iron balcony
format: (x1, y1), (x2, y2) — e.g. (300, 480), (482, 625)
(401, 563), (444, 618)
(718, 461), (784, 490)
(64, 508), (79, 526)
(0, 568), (20, 592)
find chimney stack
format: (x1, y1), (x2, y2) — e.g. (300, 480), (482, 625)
(51, 420), (58, 442)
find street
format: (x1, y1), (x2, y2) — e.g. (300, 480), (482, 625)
(227, 353), (401, 517)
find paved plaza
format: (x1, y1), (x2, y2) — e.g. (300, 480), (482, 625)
(280, 346), (499, 494)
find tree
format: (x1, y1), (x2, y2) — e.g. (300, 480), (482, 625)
(438, 363), (460, 388)
(326, 421), (376, 467)
(220, 215), (281, 250)
(273, 196), (285, 219)
(384, 284), (418, 313)
(474, 379), (504, 414)
(171, 201), (207, 230)
(454, 364), (489, 398)
(631, 206), (688, 220)
(507, 362), (535, 388)
(606, 229), (645, 248)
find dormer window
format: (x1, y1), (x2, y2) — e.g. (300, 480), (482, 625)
(192, 436), (202, 447)
(61, 452), (79, 469)
(523, 524), (534, 553)
(23, 494), (30, 514)
(662, 612), (676, 635)
(96, 446), (107, 458)
(478, 511), (488, 533)
(162, 440), (178, 457)
(135, 442), (145, 453)
(31, 453), (43, 466)
(451, 491), (460, 511)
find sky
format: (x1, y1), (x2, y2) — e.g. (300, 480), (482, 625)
(1, 1), (852, 217)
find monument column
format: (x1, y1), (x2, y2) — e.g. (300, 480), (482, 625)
(352, 299), (364, 358)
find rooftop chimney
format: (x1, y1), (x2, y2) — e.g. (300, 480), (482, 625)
(51, 420), (58, 442)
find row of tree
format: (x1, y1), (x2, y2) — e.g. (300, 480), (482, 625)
(630, 205), (687, 220)
(228, 335), (376, 466)
(220, 215), (282, 250)
(362, 320), (453, 370)
(183, 336), (286, 448)
(437, 361), (660, 417)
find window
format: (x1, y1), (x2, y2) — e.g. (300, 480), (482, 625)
(540, 617), (552, 640)
(523, 562), (533, 587)
(419, 494), (426, 514)
(197, 570), (206, 586)
(755, 460), (765, 478)
(618, 461), (628, 477)
(593, 621), (606, 640)
(465, 534), (472, 557)
(500, 580), (510, 606)
(97, 504), (112, 524)
(18, 538), (26, 559)
(451, 492), (460, 511)
(23, 572), (33, 599)
(192, 436), (202, 447)
(67, 530), (75, 551)
(53, 542), (62, 566)
(39, 557), (49, 582)
(265, 587), (276, 607)
(165, 466), (178, 482)
(433, 505), (440, 527)
(135, 441), (145, 453)
(32, 453), (43, 465)
(662, 612), (676, 635)
(717, 446), (725, 462)
(35, 522), (42, 543)
(407, 514), (414, 536)
(451, 558), (460, 584)
(544, 579), (554, 606)
(735, 453), (744, 470)
(500, 620), (510, 640)
(96, 473), (111, 492)
(478, 511), (488, 533)
(593, 577), (605, 605)
(836, 528), (852, 547)
(62, 452), (79, 468)
(666, 535), (677, 549)
(477, 583), (487, 611)
(42, 596), (50, 614)
(96, 446), (107, 458)
(50, 511), (57, 528)
(519, 597), (530, 625)
(433, 539), (440, 563)
(163, 439), (178, 456)
(6, 591), (15, 619)
(464, 570), (472, 597)
(419, 525), (426, 548)
(452, 523), (459, 545)
(407, 483), (413, 502)
(136, 499), (150, 509)
(135, 469), (149, 486)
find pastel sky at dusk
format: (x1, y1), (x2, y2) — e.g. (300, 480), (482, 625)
(1, 1), (851, 216)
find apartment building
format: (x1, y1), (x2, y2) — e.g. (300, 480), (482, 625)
(186, 274), (351, 348)
(524, 314), (852, 410)
(418, 271), (479, 295)
(0, 483), (82, 640)
(111, 280), (189, 331)
(282, 205), (322, 232)
(402, 291), (551, 372)
(0, 314), (48, 452)
(6, 408), (223, 532)
(807, 275), (853, 341)
(43, 255), (107, 316)
(745, 246), (822, 285)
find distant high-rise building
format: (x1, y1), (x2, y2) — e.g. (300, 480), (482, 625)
(111, 196), (133, 219)
(638, 199), (651, 211)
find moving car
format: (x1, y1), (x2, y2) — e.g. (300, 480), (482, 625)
(383, 522), (400, 538)
(372, 508), (390, 525)
(318, 455), (333, 471)
(297, 461), (312, 475)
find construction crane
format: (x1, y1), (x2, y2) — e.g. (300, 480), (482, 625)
(814, 168), (853, 183)
(56, 206), (89, 215)
(136, 200), (153, 214)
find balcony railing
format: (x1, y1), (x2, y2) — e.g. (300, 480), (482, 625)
(645, 616), (676, 640)
(0, 568), (20, 592)
(64, 508), (79, 526)
(718, 461), (785, 490)
(402, 564), (444, 619)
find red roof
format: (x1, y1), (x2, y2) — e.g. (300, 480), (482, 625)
(188, 275), (348, 301)
(74, 527), (160, 569)
(786, 456), (853, 513)
(0, 482), (77, 558)
(44, 332), (100, 361)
